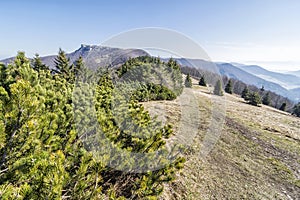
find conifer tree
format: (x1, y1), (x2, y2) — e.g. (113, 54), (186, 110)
(0, 53), (185, 199)
(248, 92), (261, 106)
(53, 48), (74, 82)
(118, 56), (183, 99)
(241, 86), (250, 100)
(167, 58), (180, 70)
(225, 79), (233, 94)
(198, 76), (206, 86)
(279, 102), (287, 111)
(74, 56), (84, 77)
(0, 63), (7, 87)
(184, 74), (192, 88)
(293, 102), (300, 117)
(213, 80), (223, 96)
(32, 53), (49, 71)
(262, 92), (271, 105)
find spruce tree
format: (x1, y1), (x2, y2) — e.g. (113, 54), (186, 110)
(74, 56), (84, 77)
(293, 102), (300, 117)
(184, 74), (192, 88)
(32, 53), (48, 71)
(225, 79), (233, 94)
(262, 92), (271, 105)
(279, 102), (287, 111)
(213, 80), (223, 96)
(53, 48), (74, 82)
(241, 86), (250, 100)
(248, 92), (261, 106)
(198, 76), (206, 86)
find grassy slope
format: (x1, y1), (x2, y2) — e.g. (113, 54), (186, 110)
(143, 80), (300, 200)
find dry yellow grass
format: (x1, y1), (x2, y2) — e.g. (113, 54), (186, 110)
(143, 81), (300, 200)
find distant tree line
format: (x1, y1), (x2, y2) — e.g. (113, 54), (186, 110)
(221, 76), (294, 110)
(181, 65), (297, 115)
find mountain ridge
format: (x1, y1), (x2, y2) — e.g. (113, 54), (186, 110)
(286, 70), (300, 77)
(233, 64), (300, 89)
(0, 45), (299, 101)
(170, 58), (299, 101)
(0, 44), (150, 70)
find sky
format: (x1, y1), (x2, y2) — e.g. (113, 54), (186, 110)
(1, 0), (300, 71)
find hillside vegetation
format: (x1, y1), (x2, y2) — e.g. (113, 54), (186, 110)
(0, 52), (299, 199)
(143, 79), (300, 199)
(0, 53), (185, 199)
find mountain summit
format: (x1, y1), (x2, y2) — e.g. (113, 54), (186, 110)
(0, 45), (149, 70)
(41, 45), (150, 70)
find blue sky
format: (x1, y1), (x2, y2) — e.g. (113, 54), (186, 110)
(1, 0), (300, 71)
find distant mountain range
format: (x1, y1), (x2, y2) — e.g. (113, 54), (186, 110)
(233, 64), (300, 89)
(286, 70), (300, 78)
(173, 58), (299, 101)
(1, 45), (299, 102)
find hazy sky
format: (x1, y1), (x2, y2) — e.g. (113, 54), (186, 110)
(1, 0), (300, 71)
